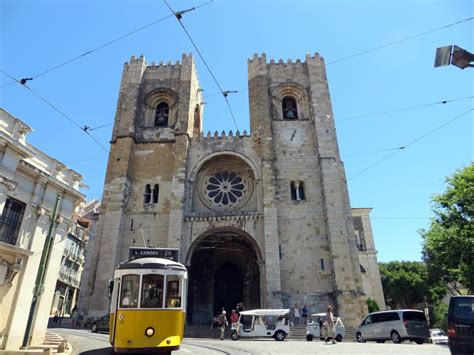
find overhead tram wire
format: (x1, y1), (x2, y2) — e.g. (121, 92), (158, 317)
(337, 96), (474, 122)
(343, 146), (406, 158)
(348, 108), (473, 181)
(0, 1), (213, 89)
(326, 16), (474, 65)
(164, 0), (240, 132)
(34, 93), (473, 134)
(0, 70), (109, 153)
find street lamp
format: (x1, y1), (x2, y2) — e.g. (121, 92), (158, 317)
(434, 45), (474, 69)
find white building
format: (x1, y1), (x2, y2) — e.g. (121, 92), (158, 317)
(0, 109), (85, 350)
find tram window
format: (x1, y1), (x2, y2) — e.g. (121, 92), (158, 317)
(165, 275), (181, 308)
(141, 274), (164, 308)
(120, 274), (139, 308)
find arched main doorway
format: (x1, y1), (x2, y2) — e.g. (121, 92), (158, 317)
(186, 230), (261, 325)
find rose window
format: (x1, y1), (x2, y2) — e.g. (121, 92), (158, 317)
(205, 171), (247, 207)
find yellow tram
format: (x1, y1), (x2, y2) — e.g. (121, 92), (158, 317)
(109, 257), (188, 354)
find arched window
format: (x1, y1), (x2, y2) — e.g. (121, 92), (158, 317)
(282, 96), (298, 119)
(290, 181), (305, 201)
(298, 181), (305, 200)
(290, 181), (297, 200)
(193, 105), (201, 135)
(144, 184), (152, 204)
(152, 184), (159, 204)
(155, 102), (169, 127)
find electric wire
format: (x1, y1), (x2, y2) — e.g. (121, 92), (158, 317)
(348, 108), (473, 181)
(204, 88), (248, 99)
(164, 0), (239, 131)
(7, 190), (433, 221)
(64, 157), (108, 163)
(343, 146), (405, 158)
(337, 96), (474, 122)
(33, 93), (472, 136)
(0, 70), (109, 153)
(0, 0), (213, 89)
(86, 122), (114, 131)
(327, 16), (474, 65)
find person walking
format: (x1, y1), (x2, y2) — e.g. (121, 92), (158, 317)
(325, 305), (336, 344)
(236, 302), (244, 315)
(302, 305), (308, 324)
(218, 310), (228, 340)
(292, 304), (301, 326)
(230, 309), (239, 325)
(71, 306), (78, 327)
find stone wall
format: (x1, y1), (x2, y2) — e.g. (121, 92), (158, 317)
(81, 52), (385, 329)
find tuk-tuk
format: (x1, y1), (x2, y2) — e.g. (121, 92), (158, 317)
(231, 309), (290, 341)
(306, 312), (345, 342)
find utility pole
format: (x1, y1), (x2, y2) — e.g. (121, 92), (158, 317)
(21, 195), (61, 349)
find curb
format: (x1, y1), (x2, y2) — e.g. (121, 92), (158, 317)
(0, 333), (73, 355)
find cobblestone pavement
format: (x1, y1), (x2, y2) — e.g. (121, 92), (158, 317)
(53, 328), (451, 355)
(183, 338), (451, 355)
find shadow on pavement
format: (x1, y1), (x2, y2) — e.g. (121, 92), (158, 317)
(79, 348), (115, 355)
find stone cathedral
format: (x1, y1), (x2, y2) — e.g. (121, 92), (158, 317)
(80, 52), (385, 329)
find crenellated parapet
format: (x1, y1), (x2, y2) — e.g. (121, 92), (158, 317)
(248, 52), (326, 79)
(123, 53), (196, 82)
(195, 129), (251, 142)
(189, 130), (255, 150)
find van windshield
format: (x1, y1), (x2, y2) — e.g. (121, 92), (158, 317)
(453, 298), (474, 321)
(403, 311), (427, 322)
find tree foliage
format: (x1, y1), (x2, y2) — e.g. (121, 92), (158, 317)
(420, 164), (474, 294)
(431, 302), (448, 332)
(367, 297), (380, 313)
(379, 261), (444, 309)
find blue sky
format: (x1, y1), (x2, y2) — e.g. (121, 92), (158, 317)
(1, 0), (472, 262)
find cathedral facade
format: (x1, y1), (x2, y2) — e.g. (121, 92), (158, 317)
(80, 52), (385, 328)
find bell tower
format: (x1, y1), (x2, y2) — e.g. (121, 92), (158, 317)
(248, 53), (367, 327)
(85, 54), (203, 316)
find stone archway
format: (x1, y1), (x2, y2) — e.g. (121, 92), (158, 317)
(186, 230), (261, 325)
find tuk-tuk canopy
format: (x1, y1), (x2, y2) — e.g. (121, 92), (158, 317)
(310, 312), (340, 317)
(239, 309), (290, 317)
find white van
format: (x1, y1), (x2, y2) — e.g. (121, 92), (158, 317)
(356, 309), (430, 344)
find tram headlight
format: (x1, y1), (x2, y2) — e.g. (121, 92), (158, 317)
(145, 327), (155, 337)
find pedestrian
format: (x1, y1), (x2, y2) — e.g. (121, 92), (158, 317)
(71, 306), (78, 327)
(302, 305), (308, 324)
(325, 305), (336, 344)
(236, 302), (244, 314)
(230, 309), (239, 325)
(292, 304), (301, 326)
(218, 310), (228, 340)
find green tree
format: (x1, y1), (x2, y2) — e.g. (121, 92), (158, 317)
(431, 302), (448, 332)
(367, 297), (380, 313)
(379, 261), (444, 309)
(420, 164), (474, 294)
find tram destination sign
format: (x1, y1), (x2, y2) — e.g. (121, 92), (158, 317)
(129, 247), (179, 262)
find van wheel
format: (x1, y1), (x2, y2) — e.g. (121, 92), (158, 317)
(356, 332), (365, 343)
(306, 334), (314, 341)
(414, 339), (424, 344)
(231, 330), (239, 341)
(391, 331), (402, 343)
(335, 334), (342, 342)
(274, 330), (286, 341)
